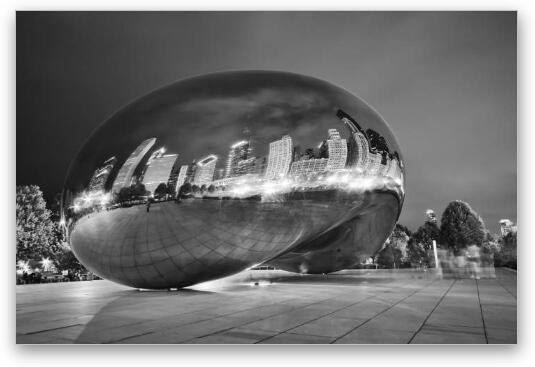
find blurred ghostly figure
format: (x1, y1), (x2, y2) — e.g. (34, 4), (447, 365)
(454, 254), (467, 278)
(466, 244), (481, 279)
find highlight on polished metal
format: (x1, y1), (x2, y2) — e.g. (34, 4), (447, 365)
(61, 70), (405, 289)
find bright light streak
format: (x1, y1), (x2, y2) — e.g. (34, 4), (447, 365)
(231, 140), (248, 148)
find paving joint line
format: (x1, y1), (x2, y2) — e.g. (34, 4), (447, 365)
(255, 280), (435, 344)
(494, 276), (516, 300)
(406, 279), (456, 344)
(330, 278), (442, 344)
(252, 294), (379, 344)
(25, 323), (84, 335)
(164, 294), (348, 343)
(181, 281), (409, 343)
(476, 279), (489, 344)
(106, 331), (155, 344)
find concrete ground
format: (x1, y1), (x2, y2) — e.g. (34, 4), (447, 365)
(16, 268), (516, 344)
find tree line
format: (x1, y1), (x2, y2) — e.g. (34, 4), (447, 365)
(16, 185), (517, 275)
(373, 200), (517, 269)
(16, 185), (85, 274)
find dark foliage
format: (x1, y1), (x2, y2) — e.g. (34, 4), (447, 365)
(439, 200), (486, 255)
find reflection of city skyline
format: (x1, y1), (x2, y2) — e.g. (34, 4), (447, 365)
(78, 109), (404, 209)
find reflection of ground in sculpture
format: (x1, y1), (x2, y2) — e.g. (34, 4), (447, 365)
(71, 191), (399, 289)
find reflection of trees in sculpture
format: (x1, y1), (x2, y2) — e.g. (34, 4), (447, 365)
(117, 187), (131, 203)
(304, 148), (316, 159)
(439, 200), (486, 255)
(366, 129), (390, 153)
(154, 183), (168, 198)
(178, 183), (192, 198)
(116, 183), (148, 203)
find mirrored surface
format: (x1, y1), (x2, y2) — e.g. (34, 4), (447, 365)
(62, 70), (405, 289)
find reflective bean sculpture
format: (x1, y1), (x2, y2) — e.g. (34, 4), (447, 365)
(62, 71), (405, 289)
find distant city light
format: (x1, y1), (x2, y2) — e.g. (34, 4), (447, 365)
(17, 260), (30, 274)
(40, 257), (53, 272)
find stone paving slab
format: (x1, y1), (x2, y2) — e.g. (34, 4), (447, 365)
(16, 268), (517, 344)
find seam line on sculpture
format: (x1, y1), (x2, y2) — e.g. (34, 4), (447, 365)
(406, 278), (456, 344)
(476, 279), (489, 344)
(160, 204), (189, 273)
(330, 278), (440, 344)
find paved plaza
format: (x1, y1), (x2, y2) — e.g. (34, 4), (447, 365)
(16, 268), (516, 344)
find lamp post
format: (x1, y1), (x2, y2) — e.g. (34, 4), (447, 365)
(432, 240), (439, 268)
(432, 240), (442, 279)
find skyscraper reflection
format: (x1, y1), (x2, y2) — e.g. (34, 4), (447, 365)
(111, 138), (156, 193)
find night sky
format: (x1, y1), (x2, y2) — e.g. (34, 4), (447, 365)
(16, 11), (516, 232)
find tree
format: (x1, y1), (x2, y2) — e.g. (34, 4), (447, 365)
(304, 148), (316, 159)
(495, 231), (517, 268)
(178, 182), (192, 198)
(166, 183), (176, 197)
(55, 245), (86, 273)
(440, 200), (486, 255)
(49, 192), (63, 221)
(16, 185), (60, 261)
(154, 183), (168, 198)
(131, 182), (148, 198)
(406, 240), (428, 267)
(207, 185), (215, 193)
(117, 187), (132, 203)
(385, 224), (410, 265)
(191, 185), (200, 194)
(412, 221), (439, 251)
(395, 223), (412, 237)
(376, 244), (403, 269)
(405, 218), (439, 267)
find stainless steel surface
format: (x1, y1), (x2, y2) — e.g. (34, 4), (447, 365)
(62, 70), (405, 289)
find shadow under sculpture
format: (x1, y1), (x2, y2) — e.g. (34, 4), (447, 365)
(62, 71), (406, 289)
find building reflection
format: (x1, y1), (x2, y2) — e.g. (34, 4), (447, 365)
(87, 156), (117, 193)
(111, 137), (156, 193)
(67, 109), (404, 216)
(139, 147), (179, 195)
